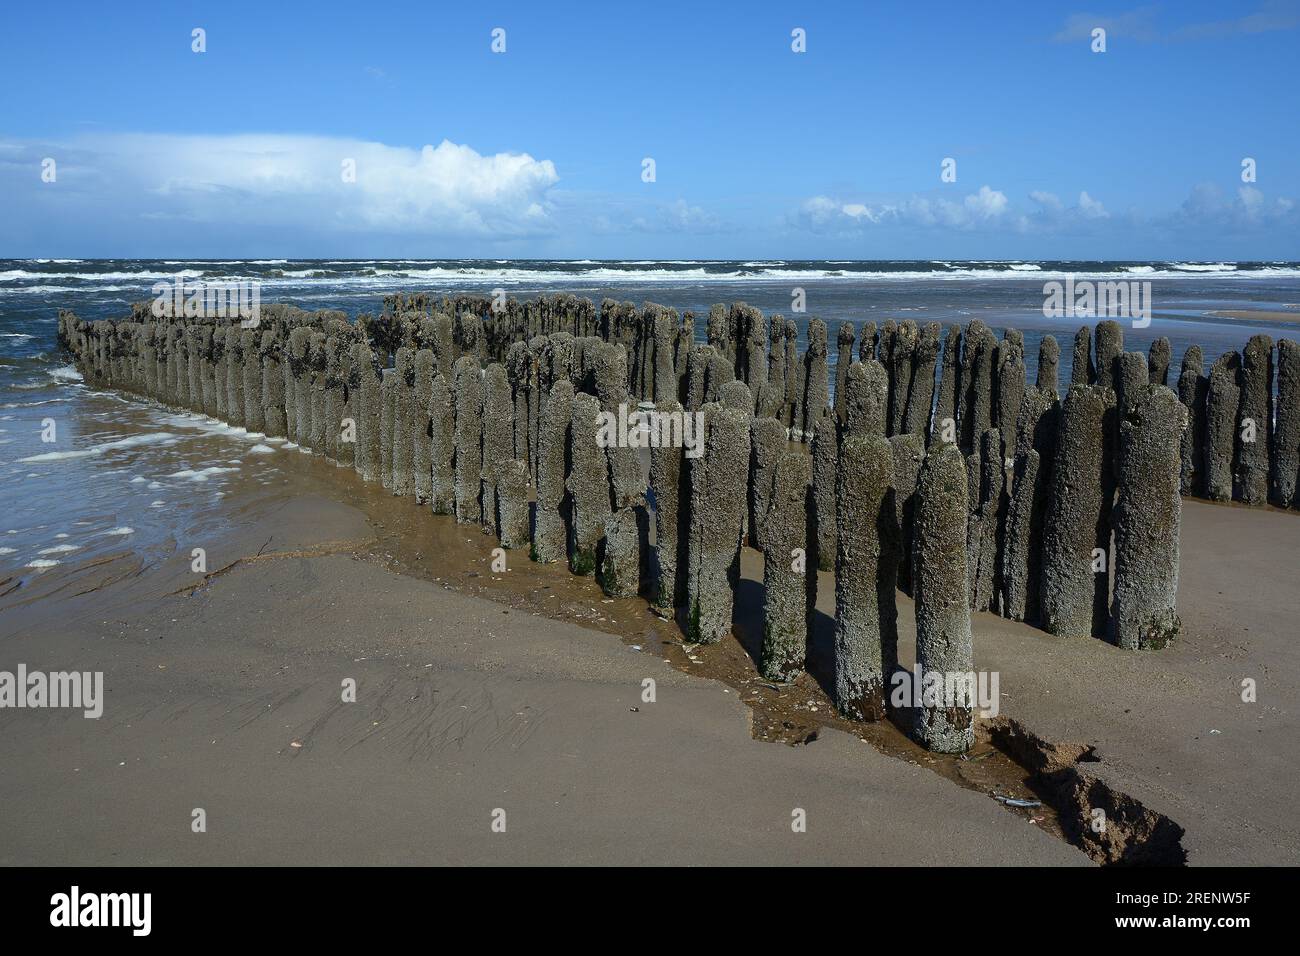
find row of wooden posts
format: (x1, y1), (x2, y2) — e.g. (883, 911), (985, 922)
(58, 295), (1223, 752)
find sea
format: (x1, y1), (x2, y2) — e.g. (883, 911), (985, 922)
(3, 258), (1298, 594)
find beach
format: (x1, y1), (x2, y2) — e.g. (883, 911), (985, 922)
(3, 264), (1300, 867)
(2, 374), (1297, 865)
(0, 485), (1086, 866)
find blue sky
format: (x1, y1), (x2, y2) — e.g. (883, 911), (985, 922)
(1, 0), (1298, 259)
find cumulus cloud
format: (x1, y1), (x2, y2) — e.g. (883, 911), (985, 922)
(1078, 191), (1109, 219)
(1, 133), (560, 239)
(1171, 182), (1296, 229)
(797, 186), (1010, 233)
(631, 199), (725, 233)
(1016, 190), (1113, 233)
(795, 180), (1300, 245)
(1029, 190), (1064, 211)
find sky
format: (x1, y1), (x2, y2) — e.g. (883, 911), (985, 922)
(1, 0), (1298, 260)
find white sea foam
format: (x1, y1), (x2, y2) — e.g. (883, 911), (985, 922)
(26, 559), (60, 568)
(3, 262), (1300, 291)
(166, 466), (239, 482)
(152, 412), (261, 442)
(80, 392), (132, 405)
(101, 527), (134, 536)
(0, 268), (205, 282)
(38, 544), (79, 554)
(48, 365), (83, 383)
(248, 444), (275, 454)
(18, 431), (176, 463)
(1171, 262), (1237, 272)
(0, 284), (138, 296)
(2, 398), (69, 409)
(0, 546), (15, 555)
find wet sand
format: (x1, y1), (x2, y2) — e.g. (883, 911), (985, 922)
(0, 487), (1083, 866)
(1, 434), (1296, 865)
(1207, 309), (1300, 325)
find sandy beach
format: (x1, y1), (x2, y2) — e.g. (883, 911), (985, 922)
(2, 433), (1295, 866)
(0, 488), (1084, 866)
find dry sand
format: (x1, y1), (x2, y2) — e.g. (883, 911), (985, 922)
(0, 453), (1296, 865)
(0, 492), (1084, 866)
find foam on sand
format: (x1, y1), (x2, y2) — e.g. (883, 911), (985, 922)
(166, 466), (239, 482)
(153, 412), (260, 442)
(18, 432), (176, 463)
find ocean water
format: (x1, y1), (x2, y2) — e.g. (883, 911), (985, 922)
(3, 258), (1299, 594)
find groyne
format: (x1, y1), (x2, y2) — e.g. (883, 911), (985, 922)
(59, 292), (1284, 751)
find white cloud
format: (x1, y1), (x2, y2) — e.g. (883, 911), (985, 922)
(634, 199), (724, 233)
(1078, 191), (1109, 219)
(797, 182), (1300, 243)
(797, 186), (1010, 232)
(1018, 189), (1111, 231)
(1172, 182), (1297, 229)
(964, 185), (1009, 219)
(3, 133), (560, 238)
